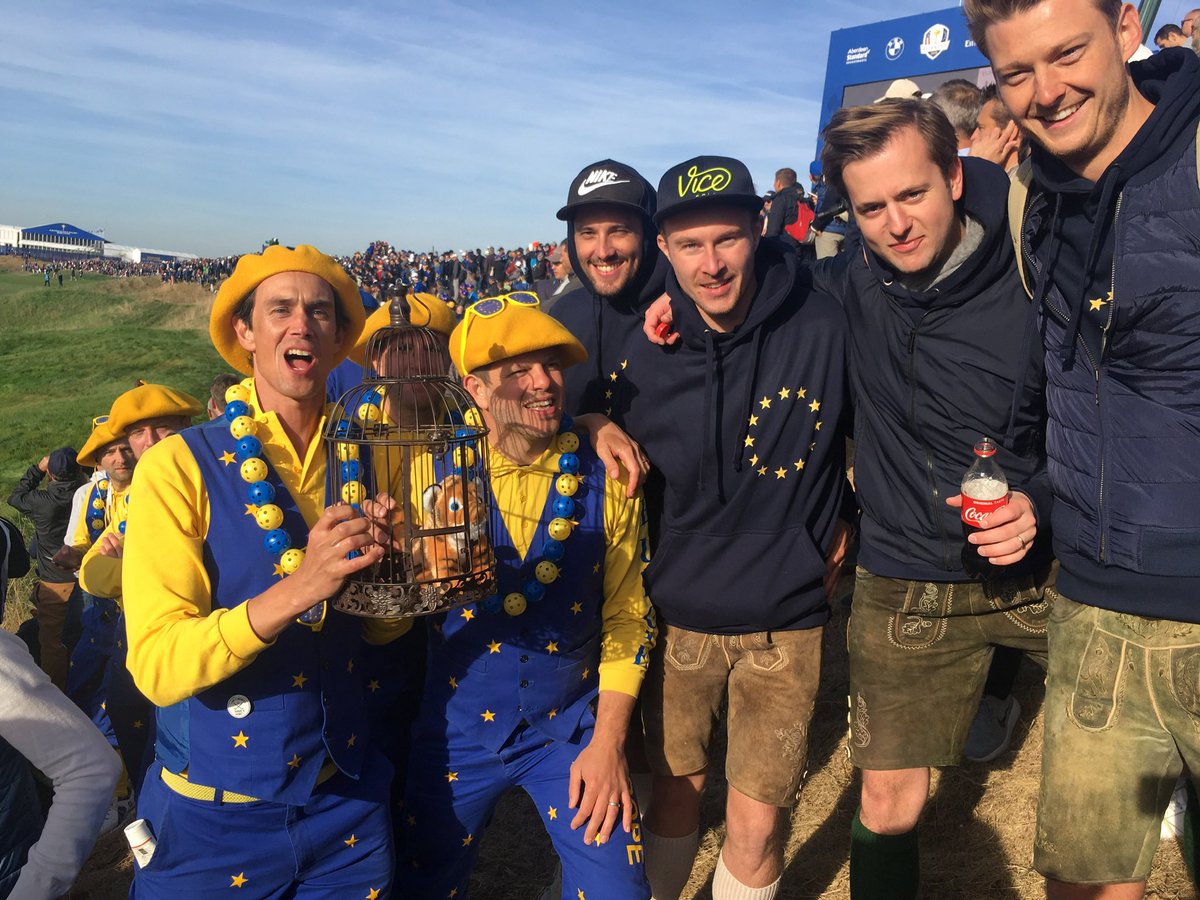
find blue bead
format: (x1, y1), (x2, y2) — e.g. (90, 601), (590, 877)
(524, 580), (546, 603)
(542, 539), (565, 562)
(235, 435), (263, 461)
(224, 400), (250, 421)
(264, 529), (291, 554)
(560, 415), (573, 433)
(334, 419), (355, 438)
(552, 496), (575, 519)
(455, 426), (472, 438)
(247, 481), (276, 506)
(558, 452), (580, 475)
(365, 392), (382, 406)
(118, 520), (127, 535)
(340, 460), (362, 481)
(481, 594), (502, 614)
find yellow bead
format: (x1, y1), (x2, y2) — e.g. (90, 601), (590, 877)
(503, 592), (527, 616)
(342, 480), (366, 504)
(547, 517), (573, 541)
(97, 479), (109, 491)
(89, 518), (105, 531)
(452, 446), (476, 469)
(230, 415), (256, 439)
(535, 561), (560, 584)
(225, 384), (251, 405)
(557, 432), (580, 454)
(336, 442), (360, 461)
(92, 498), (105, 510)
(255, 504), (284, 531)
(462, 408), (483, 428)
(555, 474), (579, 497)
(357, 402), (381, 424)
(279, 548), (305, 575)
(240, 458), (268, 483)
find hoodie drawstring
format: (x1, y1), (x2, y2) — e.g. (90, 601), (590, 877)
(698, 330), (715, 493)
(1059, 172), (1118, 368)
(733, 328), (767, 474)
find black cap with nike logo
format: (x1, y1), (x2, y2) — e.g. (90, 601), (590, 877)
(556, 159), (657, 222)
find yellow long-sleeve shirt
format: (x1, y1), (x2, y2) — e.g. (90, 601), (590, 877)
(122, 380), (404, 708)
(490, 440), (655, 698)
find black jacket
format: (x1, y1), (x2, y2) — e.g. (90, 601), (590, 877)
(623, 238), (850, 633)
(814, 157), (1052, 582)
(764, 185), (806, 248)
(8, 465), (83, 583)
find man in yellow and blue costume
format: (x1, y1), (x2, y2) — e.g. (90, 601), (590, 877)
(122, 244), (401, 898)
(393, 295), (657, 899)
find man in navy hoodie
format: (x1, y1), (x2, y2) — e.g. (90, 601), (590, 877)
(626, 156), (851, 900)
(965, 0), (1200, 895)
(817, 99), (1055, 900)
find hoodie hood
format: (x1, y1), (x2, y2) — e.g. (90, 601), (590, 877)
(863, 157), (1014, 315)
(1028, 48), (1200, 368)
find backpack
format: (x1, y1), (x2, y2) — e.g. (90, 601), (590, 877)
(784, 195), (817, 245)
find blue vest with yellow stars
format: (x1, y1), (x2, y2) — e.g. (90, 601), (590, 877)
(424, 440), (608, 752)
(153, 420), (367, 805)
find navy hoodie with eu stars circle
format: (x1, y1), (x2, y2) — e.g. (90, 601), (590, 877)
(621, 237), (852, 634)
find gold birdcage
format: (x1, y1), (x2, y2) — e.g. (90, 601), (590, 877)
(323, 295), (495, 618)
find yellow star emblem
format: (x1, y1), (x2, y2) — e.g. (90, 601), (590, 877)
(462, 833), (474, 846)
(743, 435), (755, 448)
(273, 563), (286, 578)
(548, 806), (558, 820)
(797, 387), (807, 398)
(809, 399), (821, 412)
(407, 815), (417, 827)
(546, 641), (559, 654)
(592, 562), (601, 574)
(448, 676), (458, 689)
(548, 708), (558, 719)
(460, 607), (475, 621)
(1089, 293), (1110, 311)
(292, 672), (307, 688)
(230, 872), (247, 888)
(759, 396), (772, 409)
(481, 709), (496, 722)
(487, 640), (501, 654)
(288, 754), (301, 769)
(748, 414), (759, 426)
(346, 733), (357, 748)
(449, 890), (459, 899)
(778, 387), (791, 399)
(578, 891), (586, 900)
(367, 679), (380, 692)
(570, 602), (583, 615)
(232, 731), (249, 749)
(133, 720), (144, 729)
(621, 359), (628, 369)
(219, 451), (237, 466)
(446, 771), (459, 783)
(749, 454), (759, 467)
(815, 420), (823, 431)
(605, 389), (613, 399)
(609, 371), (618, 382)
(794, 458), (805, 471)
(775, 467), (787, 479)
(757, 466), (768, 476)
(244, 504), (257, 516)
(367, 890), (381, 900)
(345, 834), (359, 847)
(581, 667), (590, 680)
(346, 658), (354, 673)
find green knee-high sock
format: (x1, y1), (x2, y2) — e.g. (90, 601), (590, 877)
(850, 808), (919, 900)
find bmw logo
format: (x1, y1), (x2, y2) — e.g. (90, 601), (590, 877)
(886, 36), (904, 60)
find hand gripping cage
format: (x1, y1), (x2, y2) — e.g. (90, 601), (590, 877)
(323, 296), (496, 618)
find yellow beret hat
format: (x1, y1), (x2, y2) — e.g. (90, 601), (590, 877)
(77, 419), (122, 469)
(449, 297), (587, 377)
(107, 383), (204, 435)
(209, 244), (365, 376)
(350, 294), (457, 365)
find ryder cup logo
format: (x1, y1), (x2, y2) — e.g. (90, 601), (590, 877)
(886, 36), (904, 60)
(920, 23), (951, 60)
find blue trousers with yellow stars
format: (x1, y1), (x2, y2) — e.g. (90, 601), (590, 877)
(130, 752), (394, 900)
(396, 716), (650, 900)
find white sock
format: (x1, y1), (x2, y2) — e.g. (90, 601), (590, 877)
(711, 850), (780, 900)
(643, 827), (699, 900)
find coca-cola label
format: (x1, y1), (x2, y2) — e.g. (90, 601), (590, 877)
(962, 495), (1008, 529)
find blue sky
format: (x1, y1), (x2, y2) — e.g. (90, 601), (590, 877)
(1, 1), (1191, 257)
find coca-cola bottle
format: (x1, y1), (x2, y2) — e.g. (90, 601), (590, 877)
(961, 437), (1009, 579)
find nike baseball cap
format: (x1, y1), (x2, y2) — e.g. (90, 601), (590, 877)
(556, 159), (657, 221)
(653, 155), (763, 227)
